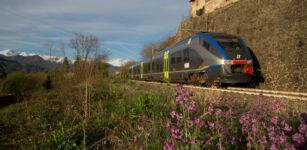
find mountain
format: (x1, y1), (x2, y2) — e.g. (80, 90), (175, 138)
(0, 49), (121, 74)
(0, 49), (63, 73)
(0, 49), (68, 63)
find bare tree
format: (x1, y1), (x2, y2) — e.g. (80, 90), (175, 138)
(59, 40), (66, 57)
(141, 43), (156, 59)
(69, 33), (108, 150)
(70, 33), (99, 61)
(120, 60), (136, 74)
(44, 41), (54, 61)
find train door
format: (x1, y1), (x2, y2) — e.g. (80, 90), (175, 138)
(164, 51), (169, 81)
(141, 62), (143, 79)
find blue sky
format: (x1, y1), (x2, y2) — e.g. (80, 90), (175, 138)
(0, 0), (190, 66)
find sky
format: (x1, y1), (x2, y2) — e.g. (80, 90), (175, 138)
(0, 0), (190, 66)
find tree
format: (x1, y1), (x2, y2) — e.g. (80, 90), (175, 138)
(61, 57), (69, 73)
(59, 40), (66, 57)
(141, 43), (156, 59)
(69, 33), (109, 150)
(0, 63), (6, 79)
(70, 33), (99, 61)
(44, 41), (55, 61)
(120, 60), (136, 74)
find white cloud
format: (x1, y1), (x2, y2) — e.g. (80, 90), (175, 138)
(107, 58), (129, 67)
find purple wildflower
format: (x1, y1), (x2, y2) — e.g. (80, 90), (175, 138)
(284, 123), (292, 132)
(215, 109), (222, 116)
(270, 144), (278, 150)
(146, 129), (152, 137)
(292, 133), (305, 145)
(252, 124), (257, 133)
(270, 116), (278, 125)
(279, 135), (287, 144)
(134, 136), (138, 142)
(166, 121), (171, 127)
(170, 111), (176, 119)
(188, 100), (197, 112)
(138, 125), (144, 130)
(190, 140), (196, 144)
(176, 113), (183, 120)
(208, 121), (215, 129)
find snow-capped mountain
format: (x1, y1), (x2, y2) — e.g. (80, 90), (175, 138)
(0, 49), (67, 63)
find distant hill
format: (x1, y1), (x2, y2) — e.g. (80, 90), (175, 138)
(0, 49), (121, 74)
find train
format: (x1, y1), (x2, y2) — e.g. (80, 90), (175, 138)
(128, 32), (254, 86)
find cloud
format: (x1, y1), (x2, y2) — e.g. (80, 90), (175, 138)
(0, 0), (190, 62)
(107, 58), (129, 67)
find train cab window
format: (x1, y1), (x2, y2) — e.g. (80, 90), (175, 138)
(203, 41), (210, 50)
(176, 51), (182, 63)
(184, 49), (189, 63)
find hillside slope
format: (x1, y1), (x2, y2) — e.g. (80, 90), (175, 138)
(174, 0), (306, 91)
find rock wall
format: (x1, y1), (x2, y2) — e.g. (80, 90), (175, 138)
(190, 0), (240, 17)
(178, 0), (306, 91)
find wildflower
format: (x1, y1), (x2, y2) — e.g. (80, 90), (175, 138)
(134, 136), (138, 142)
(208, 121), (215, 129)
(176, 113), (183, 120)
(166, 121), (171, 127)
(252, 124), (257, 133)
(170, 111), (176, 119)
(138, 125), (144, 130)
(215, 109), (222, 116)
(176, 96), (183, 104)
(285, 112), (290, 119)
(292, 133), (305, 145)
(279, 135), (287, 144)
(190, 140), (196, 144)
(284, 123), (292, 132)
(247, 141), (252, 148)
(300, 113), (307, 124)
(270, 116), (278, 125)
(139, 148), (143, 150)
(270, 144), (278, 150)
(262, 122), (267, 129)
(298, 124), (306, 134)
(146, 129), (152, 137)
(208, 104), (213, 115)
(188, 100), (197, 112)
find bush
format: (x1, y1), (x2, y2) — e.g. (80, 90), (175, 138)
(0, 72), (48, 99)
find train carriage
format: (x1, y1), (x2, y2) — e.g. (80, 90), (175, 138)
(129, 32), (254, 86)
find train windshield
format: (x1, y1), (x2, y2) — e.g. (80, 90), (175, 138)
(213, 37), (245, 52)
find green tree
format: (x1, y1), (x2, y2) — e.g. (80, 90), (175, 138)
(0, 63), (6, 79)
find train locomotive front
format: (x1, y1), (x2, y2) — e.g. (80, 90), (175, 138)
(129, 32), (254, 85)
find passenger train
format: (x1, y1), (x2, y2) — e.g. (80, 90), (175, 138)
(129, 32), (254, 86)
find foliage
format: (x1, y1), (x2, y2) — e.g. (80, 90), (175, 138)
(196, 8), (203, 16)
(0, 72), (47, 99)
(0, 71), (305, 149)
(0, 63), (6, 79)
(61, 57), (70, 73)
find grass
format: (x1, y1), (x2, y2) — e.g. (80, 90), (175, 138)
(0, 71), (306, 149)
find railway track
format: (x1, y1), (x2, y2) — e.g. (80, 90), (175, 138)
(131, 80), (307, 101)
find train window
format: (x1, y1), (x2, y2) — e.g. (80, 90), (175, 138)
(184, 49), (189, 62)
(176, 51), (182, 63)
(171, 56), (175, 64)
(203, 41), (210, 50)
